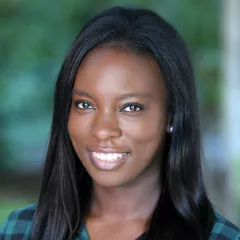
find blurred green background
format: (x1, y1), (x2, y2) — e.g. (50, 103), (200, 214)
(1, 0), (240, 227)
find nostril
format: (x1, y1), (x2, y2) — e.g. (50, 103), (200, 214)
(91, 118), (122, 141)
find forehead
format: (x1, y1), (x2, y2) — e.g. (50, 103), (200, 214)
(74, 47), (166, 98)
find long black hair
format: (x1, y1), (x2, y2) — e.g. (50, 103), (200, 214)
(31, 6), (215, 240)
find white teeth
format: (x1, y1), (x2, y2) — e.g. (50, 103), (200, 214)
(93, 152), (126, 161)
(100, 153), (105, 160)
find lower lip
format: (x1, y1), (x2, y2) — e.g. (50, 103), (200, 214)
(89, 152), (130, 171)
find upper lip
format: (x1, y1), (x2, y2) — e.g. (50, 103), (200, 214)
(87, 146), (130, 154)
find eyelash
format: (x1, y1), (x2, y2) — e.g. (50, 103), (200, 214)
(121, 103), (144, 112)
(75, 101), (94, 110)
(74, 100), (144, 112)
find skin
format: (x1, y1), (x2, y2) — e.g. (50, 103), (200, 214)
(68, 47), (169, 239)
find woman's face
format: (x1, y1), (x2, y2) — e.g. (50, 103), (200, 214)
(68, 47), (169, 188)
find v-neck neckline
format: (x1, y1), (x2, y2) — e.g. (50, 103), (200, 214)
(76, 223), (147, 240)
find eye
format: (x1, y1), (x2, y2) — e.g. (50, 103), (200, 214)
(75, 101), (94, 110)
(122, 104), (144, 112)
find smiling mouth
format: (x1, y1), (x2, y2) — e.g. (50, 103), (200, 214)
(92, 152), (127, 161)
(88, 151), (130, 171)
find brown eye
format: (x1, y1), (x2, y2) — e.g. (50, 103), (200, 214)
(122, 104), (144, 112)
(75, 101), (94, 110)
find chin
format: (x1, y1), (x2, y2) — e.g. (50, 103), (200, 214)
(89, 171), (132, 188)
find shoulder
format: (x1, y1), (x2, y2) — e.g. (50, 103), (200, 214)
(0, 204), (36, 239)
(210, 213), (240, 240)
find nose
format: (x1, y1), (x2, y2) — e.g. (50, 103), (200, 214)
(91, 112), (122, 142)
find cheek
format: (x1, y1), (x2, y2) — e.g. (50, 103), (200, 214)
(121, 111), (166, 146)
(67, 109), (92, 149)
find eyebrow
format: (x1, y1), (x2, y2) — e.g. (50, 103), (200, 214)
(72, 90), (94, 99)
(116, 92), (152, 101)
(72, 90), (152, 100)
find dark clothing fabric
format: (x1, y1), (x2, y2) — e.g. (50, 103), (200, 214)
(1, 204), (240, 239)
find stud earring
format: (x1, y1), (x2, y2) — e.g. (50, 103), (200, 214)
(167, 126), (173, 133)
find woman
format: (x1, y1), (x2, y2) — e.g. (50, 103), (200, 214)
(0, 6), (239, 240)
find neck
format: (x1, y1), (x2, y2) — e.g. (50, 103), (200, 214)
(89, 168), (161, 221)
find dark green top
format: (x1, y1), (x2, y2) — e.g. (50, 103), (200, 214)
(0, 204), (240, 239)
